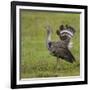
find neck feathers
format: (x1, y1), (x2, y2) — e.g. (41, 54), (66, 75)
(46, 29), (52, 49)
(47, 32), (51, 42)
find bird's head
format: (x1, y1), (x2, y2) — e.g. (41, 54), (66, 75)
(44, 24), (53, 35)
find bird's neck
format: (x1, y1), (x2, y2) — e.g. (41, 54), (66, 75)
(47, 32), (51, 42)
(46, 30), (52, 49)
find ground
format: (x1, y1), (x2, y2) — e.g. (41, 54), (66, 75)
(20, 10), (80, 78)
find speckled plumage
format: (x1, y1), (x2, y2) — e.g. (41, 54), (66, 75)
(45, 24), (75, 63)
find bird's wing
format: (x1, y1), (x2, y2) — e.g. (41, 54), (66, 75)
(50, 41), (67, 49)
(55, 47), (75, 63)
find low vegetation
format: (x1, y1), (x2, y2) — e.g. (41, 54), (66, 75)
(20, 10), (80, 78)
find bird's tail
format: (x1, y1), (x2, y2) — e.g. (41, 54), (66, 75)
(56, 25), (76, 41)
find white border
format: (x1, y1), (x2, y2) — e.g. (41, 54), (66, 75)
(16, 5), (85, 85)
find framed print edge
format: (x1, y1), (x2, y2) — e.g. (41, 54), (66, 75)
(11, 1), (17, 89)
(84, 6), (88, 84)
(11, 1), (88, 89)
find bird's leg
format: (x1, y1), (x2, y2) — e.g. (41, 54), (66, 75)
(55, 57), (59, 69)
(59, 58), (61, 69)
(54, 57), (57, 69)
(57, 58), (62, 70)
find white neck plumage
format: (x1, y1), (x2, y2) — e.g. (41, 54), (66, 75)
(47, 32), (51, 42)
(46, 29), (52, 49)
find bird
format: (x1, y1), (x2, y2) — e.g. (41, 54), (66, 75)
(45, 24), (75, 66)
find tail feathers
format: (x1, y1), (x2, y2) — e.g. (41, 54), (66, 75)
(57, 24), (76, 41)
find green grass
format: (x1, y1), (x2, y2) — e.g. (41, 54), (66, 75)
(20, 10), (80, 79)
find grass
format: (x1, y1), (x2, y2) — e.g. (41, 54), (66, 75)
(20, 10), (80, 79)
